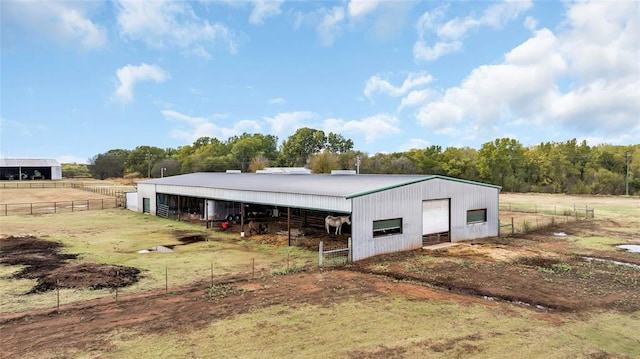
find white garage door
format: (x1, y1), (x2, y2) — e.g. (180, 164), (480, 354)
(422, 199), (449, 235)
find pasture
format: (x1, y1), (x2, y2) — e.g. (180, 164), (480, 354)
(0, 188), (639, 358)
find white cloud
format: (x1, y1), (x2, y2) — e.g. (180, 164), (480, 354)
(116, 0), (238, 57)
(323, 114), (400, 143)
(398, 89), (435, 111)
(348, 0), (382, 18)
(413, 40), (462, 61)
(364, 72), (434, 99)
(269, 97), (286, 105)
(114, 64), (168, 104)
(317, 7), (345, 46)
(398, 138), (431, 152)
(552, 80), (640, 133)
(162, 110), (261, 142)
(249, 0), (284, 25)
(293, 1), (412, 46)
(414, 0), (532, 61)
(560, 0), (639, 83)
(0, 117), (40, 140)
(57, 155), (89, 164)
(413, 1), (640, 143)
(264, 111), (317, 137)
(2, 0), (106, 49)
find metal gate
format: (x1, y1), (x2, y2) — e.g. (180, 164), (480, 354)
(319, 238), (352, 267)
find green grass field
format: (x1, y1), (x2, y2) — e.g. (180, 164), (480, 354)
(1, 189), (639, 358)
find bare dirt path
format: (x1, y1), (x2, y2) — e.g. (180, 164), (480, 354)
(0, 269), (489, 359)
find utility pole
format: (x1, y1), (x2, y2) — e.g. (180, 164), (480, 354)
(626, 152), (630, 196)
(146, 151), (151, 178)
(161, 167), (166, 178)
(356, 155), (361, 174)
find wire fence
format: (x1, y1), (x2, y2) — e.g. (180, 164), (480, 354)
(0, 198), (126, 216)
(499, 202), (595, 217)
(499, 205), (595, 236)
(0, 183), (131, 216)
(19, 256), (307, 313)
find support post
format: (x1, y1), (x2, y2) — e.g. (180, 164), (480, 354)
(287, 207), (291, 246)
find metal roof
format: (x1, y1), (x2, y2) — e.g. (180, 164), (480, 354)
(140, 172), (500, 198)
(0, 158), (61, 167)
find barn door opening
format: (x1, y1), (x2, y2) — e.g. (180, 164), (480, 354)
(422, 199), (450, 245)
(143, 198), (150, 214)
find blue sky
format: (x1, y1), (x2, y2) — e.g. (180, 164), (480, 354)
(1, 0), (639, 164)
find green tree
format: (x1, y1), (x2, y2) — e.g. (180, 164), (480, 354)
(228, 133), (279, 172)
(439, 147), (479, 180)
(61, 163), (91, 178)
(309, 149), (340, 173)
(88, 150), (127, 180)
(404, 145), (444, 174)
(326, 132), (354, 154)
(152, 158), (181, 178)
(478, 138), (526, 191)
(389, 157), (417, 174)
(280, 128), (326, 167)
(127, 146), (167, 177)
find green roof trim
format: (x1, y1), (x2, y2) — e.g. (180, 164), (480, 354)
(345, 175), (501, 199)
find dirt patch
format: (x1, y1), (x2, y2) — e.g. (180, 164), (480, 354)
(0, 236), (140, 293)
(1, 219), (638, 357)
(0, 269), (491, 358)
(222, 220), (351, 250)
(354, 220), (640, 313)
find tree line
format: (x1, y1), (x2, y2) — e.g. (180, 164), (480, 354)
(78, 128), (639, 195)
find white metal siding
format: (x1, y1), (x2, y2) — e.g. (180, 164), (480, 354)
(137, 183), (352, 214)
(126, 192), (138, 211)
(351, 178), (499, 261)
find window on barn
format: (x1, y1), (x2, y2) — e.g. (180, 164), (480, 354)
(466, 209), (487, 224)
(373, 218), (402, 237)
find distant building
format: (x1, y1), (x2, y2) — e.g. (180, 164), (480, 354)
(0, 158), (62, 180)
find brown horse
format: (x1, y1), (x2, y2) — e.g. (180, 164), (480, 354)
(248, 221), (268, 235)
(325, 215), (351, 235)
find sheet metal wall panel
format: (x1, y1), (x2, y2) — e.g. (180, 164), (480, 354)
(351, 178), (499, 261)
(147, 184), (352, 213)
(136, 183), (157, 215)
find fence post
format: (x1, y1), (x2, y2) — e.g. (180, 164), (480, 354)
(165, 266), (168, 294)
(348, 237), (352, 263)
(87, 199), (89, 210)
(319, 241), (324, 267)
(102, 199), (104, 209)
(511, 217), (514, 234)
(72, 201), (74, 212)
(54, 202), (57, 214)
(30, 203), (33, 215)
(56, 280), (60, 312)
